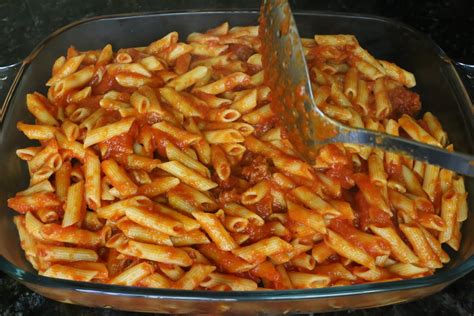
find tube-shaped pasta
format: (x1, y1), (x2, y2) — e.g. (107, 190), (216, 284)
(101, 159), (138, 197)
(26, 93), (59, 126)
(166, 66), (210, 91)
(423, 112), (447, 146)
(47, 55), (85, 86)
(152, 121), (202, 145)
(231, 88), (257, 113)
(139, 273), (172, 288)
(291, 186), (340, 218)
(170, 229), (210, 247)
(41, 223), (108, 247)
(287, 272), (330, 289)
(52, 65), (95, 98)
(242, 104), (274, 125)
(17, 122), (57, 140)
(37, 244), (98, 262)
(287, 200), (326, 234)
(166, 142), (210, 177)
(399, 114), (441, 147)
(125, 205), (183, 236)
(159, 87), (203, 118)
(138, 177), (180, 197)
(96, 195), (151, 220)
(109, 262), (154, 286)
(192, 211), (237, 251)
(399, 224), (442, 269)
(200, 272), (257, 291)
(84, 150), (101, 209)
(422, 164), (440, 202)
(193, 72), (250, 95)
(211, 145), (231, 181)
(324, 229), (376, 270)
(452, 176), (468, 222)
(379, 60), (416, 88)
(241, 180), (271, 205)
(62, 180), (85, 227)
(116, 219), (173, 246)
(438, 190), (459, 243)
(119, 239), (192, 267)
(84, 117), (135, 148)
(41, 264), (99, 282)
(158, 161), (217, 191)
(369, 225), (419, 264)
(232, 237), (293, 264)
(173, 264), (216, 290)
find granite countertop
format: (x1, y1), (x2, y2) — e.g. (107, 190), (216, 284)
(1, 0), (473, 315)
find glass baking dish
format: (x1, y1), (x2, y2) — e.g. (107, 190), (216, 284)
(0, 10), (473, 314)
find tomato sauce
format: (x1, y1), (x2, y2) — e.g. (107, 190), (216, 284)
(251, 194), (273, 218)
(326, 164), (354, 189)
(241, 154), (272, 184)
(102, 122), (138, 159)
(244, 222), (275, 243)
(388, 86), (421, 119)
(226, 44), (255, 61)
(354, 191), (392, 230)
(75, 95), (102, 110)
(92, 72), (118, 95)
(253, 116), (278, 137)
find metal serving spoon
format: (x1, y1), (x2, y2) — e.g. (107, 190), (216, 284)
(260, 0), (474, 177)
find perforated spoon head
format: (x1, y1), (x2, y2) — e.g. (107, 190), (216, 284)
(259, 0), (474, 176)
(259, 0), (349, 161)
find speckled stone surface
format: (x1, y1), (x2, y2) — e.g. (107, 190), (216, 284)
(1, 0), (473, 315)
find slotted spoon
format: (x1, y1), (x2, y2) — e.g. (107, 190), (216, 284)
(260, 0), (474, 176)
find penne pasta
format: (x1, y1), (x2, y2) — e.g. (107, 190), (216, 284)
(8, 22), (469, 291)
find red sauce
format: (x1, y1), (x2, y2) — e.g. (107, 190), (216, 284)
(326, 164), (354, 189)
(354, 191), (392, 230)
(92, 72), (118, 95)
(252, 194), (273, 218)
(279, 4), (290, 36)
(244, 222), (275, 243)
(388, 86), (421, 119)
(241, 155), (272, 184)
(150, 129), (172, 157)
(386, 162), (403, 183)
(217, 188), (241, 205)
(197, 243), (249, 274)
(247, 64), (261, 75)
(226, 44), (255, 61)
(318, 144), (354, 189)
(169, 184), (204, 210)
(137, 112), (162, 126)
(307, 45), (353, 66)
(118, 48), (147, 62)
(253, 116), (278, 137)
(175, 53), (192, 75)
(75, 95), (102, 109)
(250, 261), (280, 282)
(103, 122), (138, 159)
(67, 46), (79, 59)
(417, 119), (431, 134)
(414, 196), (435, 214)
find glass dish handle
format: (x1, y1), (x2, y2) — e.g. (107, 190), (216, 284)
(454, 62), (474, 103)
(0, 62), (22, 124)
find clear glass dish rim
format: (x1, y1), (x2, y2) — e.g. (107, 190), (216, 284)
(2, 255), (474, 301)
(1, 9), (473, 301)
